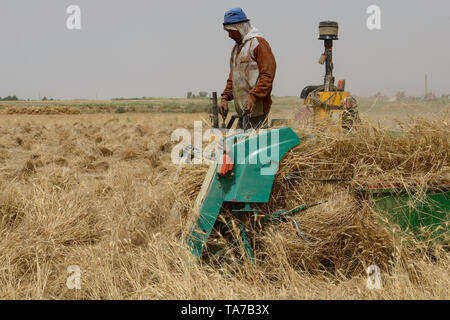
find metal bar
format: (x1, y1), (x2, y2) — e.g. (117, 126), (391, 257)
(239, 224), (255, 263)
(211, 92), (219, 128)
(242, 115), (248, 131)
(285, 215), (311, 243)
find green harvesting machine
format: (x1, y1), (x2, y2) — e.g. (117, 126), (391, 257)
(184, 93), (449, 262)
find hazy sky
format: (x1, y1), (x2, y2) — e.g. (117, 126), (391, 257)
(1, 0), (449, 99)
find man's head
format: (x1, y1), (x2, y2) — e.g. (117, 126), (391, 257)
(223, 8), (251, 45)
(226, 29), (242, 44)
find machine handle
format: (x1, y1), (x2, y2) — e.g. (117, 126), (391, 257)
(211, 92), (219, 129)
(226, 114), (249, 131)
(242, 115), (248, 130)
(221, 108), (228, 129)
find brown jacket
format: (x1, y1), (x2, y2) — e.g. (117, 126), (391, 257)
(221, 37), (276, 115)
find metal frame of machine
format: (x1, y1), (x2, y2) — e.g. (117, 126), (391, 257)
(186, 122), (301, 261)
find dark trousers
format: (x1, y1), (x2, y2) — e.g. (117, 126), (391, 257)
(237, 114), (269, 130)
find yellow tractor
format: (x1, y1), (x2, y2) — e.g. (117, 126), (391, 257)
(278, 21), (360, 131)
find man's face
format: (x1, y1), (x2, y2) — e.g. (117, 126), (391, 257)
(227, 29), (242, 44)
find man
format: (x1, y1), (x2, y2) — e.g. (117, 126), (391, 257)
(219, 8), (276, 130)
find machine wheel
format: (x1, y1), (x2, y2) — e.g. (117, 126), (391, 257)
(341, 108), (360, 131)
(341, 95), (361, 131)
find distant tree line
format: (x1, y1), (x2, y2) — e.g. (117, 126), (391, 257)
(0, 95), (19, 101)
(112, 96), (153, 100)
(187, 91), (208, 99)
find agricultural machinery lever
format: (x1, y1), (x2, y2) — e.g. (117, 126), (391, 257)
(210, 92), (219, 129)
(226, 114), (249, 130)
(211, 92), (249, 131)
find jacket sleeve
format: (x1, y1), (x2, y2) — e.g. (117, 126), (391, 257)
(249, 37), (276, 103)
(221, 69), (234, 102)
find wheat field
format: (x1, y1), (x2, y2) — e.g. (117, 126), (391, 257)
(0, 99), (449, 299)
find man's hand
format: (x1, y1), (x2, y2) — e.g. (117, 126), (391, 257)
(243, 96), (255, 114)
(219, 99), (228, 116)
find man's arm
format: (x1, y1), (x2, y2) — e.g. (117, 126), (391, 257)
(221, 53), (234, 102)
(221, 70), (233, 102)
(248, 37), (276, 103)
